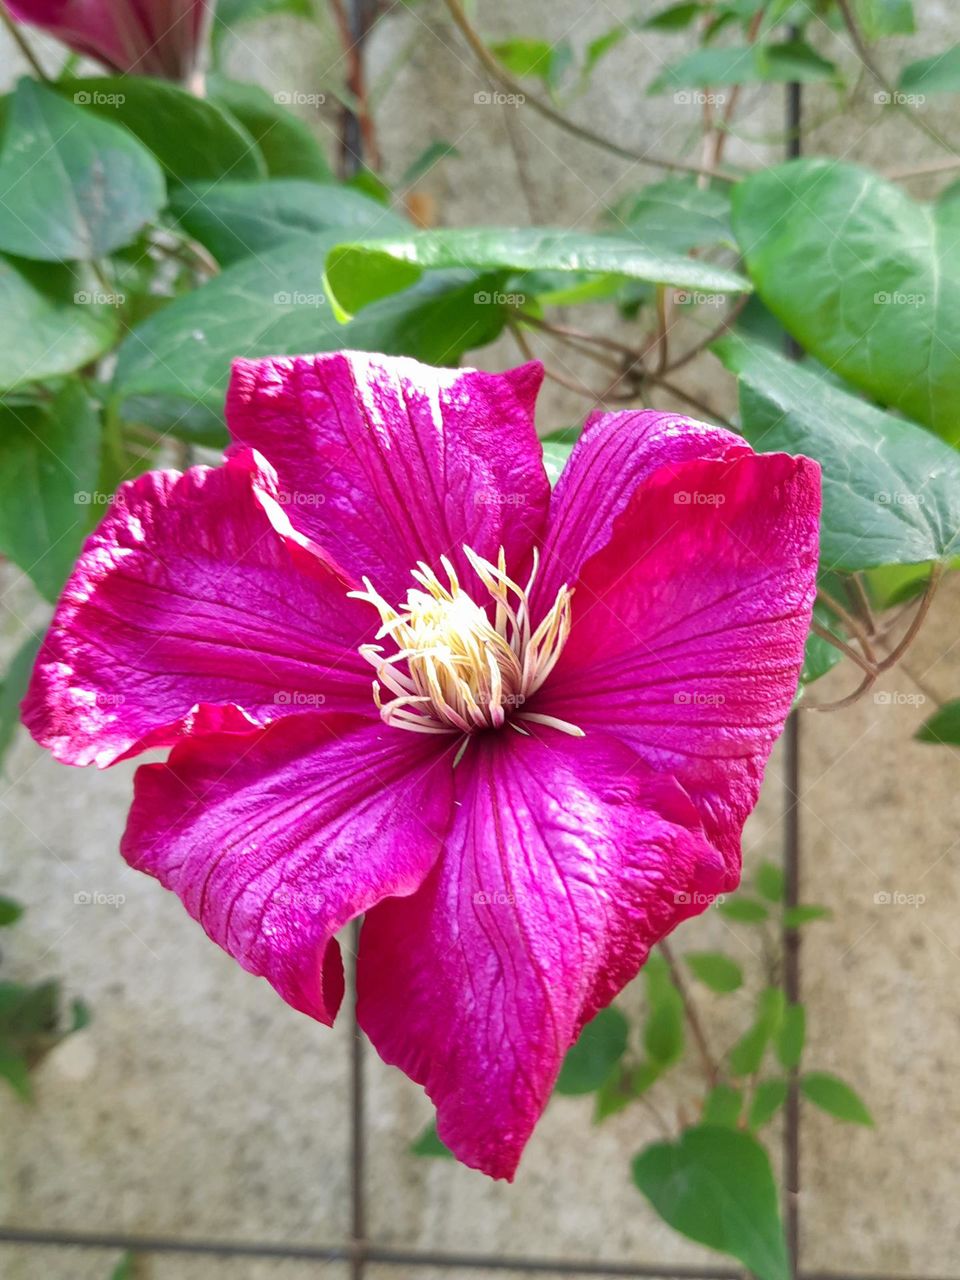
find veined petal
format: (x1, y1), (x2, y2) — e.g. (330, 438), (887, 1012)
(535, 450), (821, 863)
(226, 352), (550, 600)
(122, 714), (455, 1023)
(357, 728), (724, 1181)
(534, 409), (749, 614)
(23, 448), (374, 768)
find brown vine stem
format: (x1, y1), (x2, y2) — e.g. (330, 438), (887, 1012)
(885, 156), (960, 180)
(659, 940), (720, 1089)
(0, 10), (49, 81)
(703, 7), (765, 172)
(810, 621), (874, 675)
(442, 0), (738, 184)
(517, 311), (639, 359)
(661, 293), (751, 375)
(835, 0), (958, 156)
(328, 0), (381, 172)
(816, 584), (878, 667)
(642, 375), (735, 428)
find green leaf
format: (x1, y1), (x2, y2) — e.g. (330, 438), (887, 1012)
(540, 430), (580, 486)
(0, 1045), (31, 1100)
(490, 38), (573, 89)
(748, 1079), (789, 1129)
(776, 1003), (806, 1069)
(109, 1253), (136, 1280)
(0, 257), (117, 391)
(729, 988), (785, 1077)
(0, 896), (23, 927)
(608, 177), (733, 254)
(713, 335), (960, 569)
(900, 44), (960, 95)
(685, 951), (743, 994)
(400, 141), (461, 189)
(755, 861), (785, 905)
(916, 699), (960, 746)
(60, 76), (266, 183)
(717, 895), (769, 923)
(856, 0), (914, 37)
(208, 76), (332, 180)
(324, 228), (751, 318)
(0, 80), (165, 261)
(112, 234), (508, 442)
(783, 904), (832, 928)
(556, 1006), (629, 1095)
(641, 2), (703, 30)
(801, 1072), (873, 1125)
(732, 159), (960, 444)
(703, 1083), (743, 1126)
(169, 179), (406, 266)
(649, 41), (836, 91)
(0, 383), (101, 600)
(632, 1125), (789, 1280)
(582, 26), (628, 79)
(410, 1121), (453, 1158)
(0, 631), (41, 771)
(643, 952), (685, 1068)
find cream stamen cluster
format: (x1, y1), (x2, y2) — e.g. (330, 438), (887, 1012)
(350, 546), (583, 738)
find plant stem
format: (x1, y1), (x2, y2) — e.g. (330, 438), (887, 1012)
(0, 10), (49, 81)
(659, 940), (720, 1088)
(442, 0), (738, 183)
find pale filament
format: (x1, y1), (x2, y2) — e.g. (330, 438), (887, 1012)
(349, 546), (583, 739)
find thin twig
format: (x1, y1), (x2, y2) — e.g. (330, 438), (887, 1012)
(662, 293), (750, 375)
(442, 0), (738, 183)
(659, 940), (720, 1089)
(810, 621), (874, 675)
(816, 584), (878, 666)
(643, 374), (735, 427)
(0, 9), (49, 81)
(875, 561), (944, 672)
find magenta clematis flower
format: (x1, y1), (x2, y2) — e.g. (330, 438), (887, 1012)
(23, 353), (820, 1179)
(3, 0), (214, 81)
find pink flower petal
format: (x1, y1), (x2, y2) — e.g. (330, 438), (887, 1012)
(226, 353), (550, 600)
(357, 728), (724, 1180)
(534, 409), (750, 614)
(535, 450), (821, 864)
(4, 0), (212, 78)
(23, 449), (374, 768)
(122, 713), (455, 1022)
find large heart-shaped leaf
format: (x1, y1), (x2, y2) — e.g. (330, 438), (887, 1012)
(732, 159), (960, 443)
(112, 233), (508, 442)
(0, 257), (117, 390)
(58, 76), (265, 183)
(169, 179), (405, 266)
(0, 80), (165, 261)
(207, 76), (332, 181)
(325, 227), (751, 317)
(633, 1125), (789, 1280)
(0, 382), (101, 601)
(713, 334), (960, 570)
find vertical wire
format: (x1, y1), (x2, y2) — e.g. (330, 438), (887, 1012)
(783, 60), (804, 1280)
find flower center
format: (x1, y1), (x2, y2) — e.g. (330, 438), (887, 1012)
(350, 546), (583, 738)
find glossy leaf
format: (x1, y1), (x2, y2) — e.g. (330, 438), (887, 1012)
(0, 897), (23, 927)
(112, 233), (507, 440)
(748, 1079), (788, 1129)
(0, 80), (165, 261)
(325, 228), (751, 318)
(732, 160), (960, 443)
(641, 2), (702, 30)
(783, 904), (832, 928)
(685, 951), (743, 994)
(702, 1083), (743, 1126)
(633, 1125), (789, 1280)
(801, 1072), (873, 1125)
(608, 176), (733, 253)
(714, 334), (960, 568)
(170, 179), (405, 266)
(916, 700), (960, 746)
(0, 383), (101, 600)
(776, 1003), (806, 1069)
(0, 257), (116, 391)
(900, 45), (960, 95)
(729, 989), (785, 1077)
(410, 1121), (453, 1158)
(717, 895), (769, 923)
(556, 1006), (629, 1095)
(856, 0), (914, 37)
(755, 861), (785, 905)
(208, 76), (332, 180)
